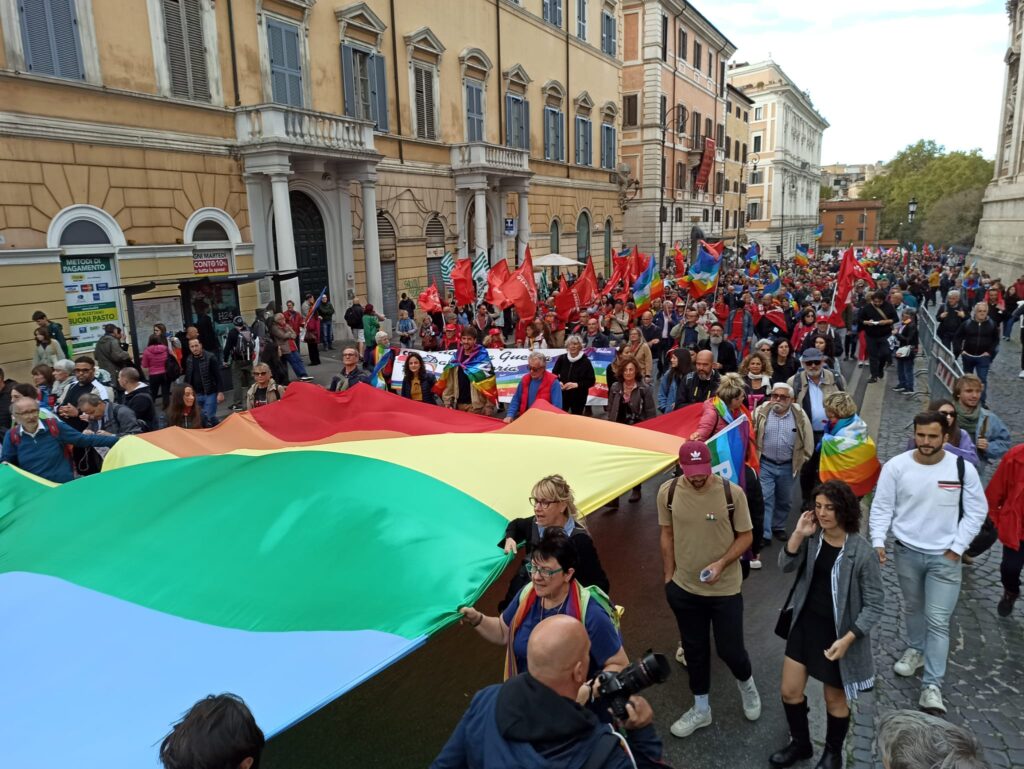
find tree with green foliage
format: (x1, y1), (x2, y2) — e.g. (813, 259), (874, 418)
(919, 187), (986, 247)
(819, 184), (835, 201)
(857, 140), (993, 244)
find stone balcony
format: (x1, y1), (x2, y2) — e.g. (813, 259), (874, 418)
(450, 142), (532, 179)
(235, 104), (378, 161)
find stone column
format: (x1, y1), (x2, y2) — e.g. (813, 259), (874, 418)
(336, 178), (356, 302)
(473, 186), (488, 262)
(269, 172), (299, 308)
(359, 176), (383, 309)
(243, 173), (271, 305)
(517, 190), (530, 266)
(455, 189), (469, 259)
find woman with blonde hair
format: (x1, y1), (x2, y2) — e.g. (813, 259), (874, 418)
(740, 351), (773, 411)
(623, 326), (654, 381)
(818, 391), (881, 499)
(497, 474), (610, 610)
(692, 372), (752, 441)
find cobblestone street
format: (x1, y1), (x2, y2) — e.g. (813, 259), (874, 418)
(851, 335), (1024, 769)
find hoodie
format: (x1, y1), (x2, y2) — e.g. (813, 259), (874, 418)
(431, 673), (636, 769)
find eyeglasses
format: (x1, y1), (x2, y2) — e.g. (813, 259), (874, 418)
(525, 562), (564, 578)
(939, 410), (955, 417)
(803, 361), (822, 367)
(254, 371), (270, 376)
(529, 497), (557, 508)
(343, 353), (357, 358)
(770, 393), (792, 401)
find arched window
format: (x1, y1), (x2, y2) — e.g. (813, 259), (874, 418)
(426, 214), (446, 249)
(192, 220), (230, 241)
(59, 220), (110, 246)
(550, 219), (560, 254)
(576, 211), (591, 262)
(377, 212), (399, 321)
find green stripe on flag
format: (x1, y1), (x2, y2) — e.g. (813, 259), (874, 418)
(0, 454), (509, 638)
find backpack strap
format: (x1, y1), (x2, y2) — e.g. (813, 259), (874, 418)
(956, 455), (965, 523)
(581, 729), (627, 769)
(722, 477), (736, 529)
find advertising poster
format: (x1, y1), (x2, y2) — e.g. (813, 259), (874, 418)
(60, 255), (122, 354)
(389, 347), (615, 405)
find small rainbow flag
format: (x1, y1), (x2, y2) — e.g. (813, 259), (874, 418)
(632, 255), (663, 314)
(819, 415), (881, 497)
(794, 243), (810, 267)
(745, 243), (760, 277)
(433, 344), (498, 404)
(764, 264), (781, 294)
(684, 244), (721, 298)
(813, 224), (824, 239)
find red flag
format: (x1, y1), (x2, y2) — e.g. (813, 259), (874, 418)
(828, 247), (875, 326)
(601, 255), (627, 298)
(486, 260), (511, 308)
(452, 257), (476, 306)
(625, 246), (650, 287)
(499, 248), (538, 319)
(554, 257), (598, 321)
(701, 240), (725, 258)
(674, 247), (686, 277)
(418, 280), (442, 314)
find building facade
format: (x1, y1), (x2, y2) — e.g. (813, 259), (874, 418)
(0, 0), (624, 378)
(817, 199), (883, 251)
(618, 0), (735, 269)
(721, 83), (752, 249)
(727, 60), (828, 260)
(820, 162), (882, 201)
(972, 0), (1024, 283)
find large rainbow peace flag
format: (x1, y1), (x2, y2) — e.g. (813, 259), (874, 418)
(0, 385), (702, 768)
(819, 415), (881, 497)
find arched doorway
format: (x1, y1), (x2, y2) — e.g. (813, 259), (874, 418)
(576, 211), (591, 263)
(287, 191), (328, 302)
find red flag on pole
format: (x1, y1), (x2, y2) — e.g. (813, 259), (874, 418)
(418, 280), (442, 314)
(827, 247), (875, 326)
(499, 247), (538, 319)
(486, 260), (511, 308)
(452, 258), (476, 306)
(554, 257), (598, 321)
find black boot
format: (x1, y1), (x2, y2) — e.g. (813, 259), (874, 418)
(814, 713), (849, 769)
(770, 699), (814, 767)
(628, 485), (642, 503)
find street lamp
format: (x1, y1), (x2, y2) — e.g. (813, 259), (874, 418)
(907, 197), (918, 223)
(659, 104), (688, 272)
(738, 153), (759, 251)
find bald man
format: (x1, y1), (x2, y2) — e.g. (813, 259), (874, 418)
(679, 350), (721, 405)
(432, 615), (663, 769)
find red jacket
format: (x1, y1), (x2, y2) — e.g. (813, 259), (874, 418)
(987, 443), (1024, 549)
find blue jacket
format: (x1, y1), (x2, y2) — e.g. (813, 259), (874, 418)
(652, 310), (680, 340)
(973, 407), (1011, 465)
(2, 418), (118, 483)
(431, 674), (640, 769)
(507, 374), (563, 420)
(658, 374), (678, 413)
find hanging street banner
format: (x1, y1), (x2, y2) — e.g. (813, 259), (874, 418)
(60, 255), (122, 354)
(390, 347), (616, 405)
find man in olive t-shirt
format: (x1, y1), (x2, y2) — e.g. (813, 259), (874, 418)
(658, 440), (761, 739)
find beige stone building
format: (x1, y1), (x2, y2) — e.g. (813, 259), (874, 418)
(973, 0), (1024, 282)
(728, 60), (827, 260)
(0, 0), (624, 377)
(618, 0), (735, 270)
(721, 82), (752, 249)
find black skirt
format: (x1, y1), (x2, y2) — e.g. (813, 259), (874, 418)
(785, 609), (842, 688)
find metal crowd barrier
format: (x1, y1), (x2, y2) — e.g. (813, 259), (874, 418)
(917, 307), (963, 399)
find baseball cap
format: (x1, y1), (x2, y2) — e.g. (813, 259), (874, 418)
(816, 312), (829, 322)
(800, 348), (824, 363)
(678, 440), (712, 476)
(444, 323), (457, 332)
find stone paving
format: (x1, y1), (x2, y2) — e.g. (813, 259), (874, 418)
(850, 340), (1024, 769)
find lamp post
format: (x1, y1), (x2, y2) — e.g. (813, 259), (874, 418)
(905, 197), (918, 250)
(737, 153), (759, 252)
(659, 104), (689, 273)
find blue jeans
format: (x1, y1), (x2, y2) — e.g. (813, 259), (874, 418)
(896, 355), (915, 391)
(1002, 314), (1015, 340)
(321, 320), (334, 348)
(759, 458), (793, 538)
(284, 350), (308, 378)
(960, 354), (991, 402)
(894, 542), (962, 688)
(196, 392), (219, 426)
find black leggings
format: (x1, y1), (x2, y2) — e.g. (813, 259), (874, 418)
(666, 582), (752, 695)
(1001, 541), (1024, 595)
(149, 373), (172, 409)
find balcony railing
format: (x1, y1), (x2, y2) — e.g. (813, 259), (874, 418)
(235, 104), (376, 154)
(451, 142), (531, 174)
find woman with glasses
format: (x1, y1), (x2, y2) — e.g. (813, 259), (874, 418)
(496, 475), (609, 611)
(245, 364), (286, 410)
(903, 399), (979, 466)
(461, 527), (626, 680)
(399, 352), (438, 405)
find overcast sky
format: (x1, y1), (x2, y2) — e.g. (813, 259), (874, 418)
(717, 0), (1008, 165)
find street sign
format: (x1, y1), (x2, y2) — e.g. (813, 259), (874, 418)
(504, 218), (517, 238)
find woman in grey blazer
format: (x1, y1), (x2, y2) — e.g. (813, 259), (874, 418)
(770, 480), (885, 769)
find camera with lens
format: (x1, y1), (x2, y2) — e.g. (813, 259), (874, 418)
(594, 650), (671, 722)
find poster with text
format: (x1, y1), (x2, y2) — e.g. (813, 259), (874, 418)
(61, 255), (122, 354)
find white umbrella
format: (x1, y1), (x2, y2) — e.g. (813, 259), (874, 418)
(531, 253), (584, 267)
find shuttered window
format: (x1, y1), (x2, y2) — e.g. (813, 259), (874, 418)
(465, 79), (484, 142)
(18, 0), (84, 80)
(542, 0), (562, 26)
(600, 11), (616, 56)
(505, 93), (529, 150)
(575, 117), (591, 166)
(341, 43), (389, 132)
(162, 0), (210, 101)
(267, 17), (303, 107)
(543, 107), (564, 161)
(600, 124), (615, 169)
(413, 63), (436, 140)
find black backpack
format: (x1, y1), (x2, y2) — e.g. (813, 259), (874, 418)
(232, 330), (255, 363)
(344, 305), (364, 328)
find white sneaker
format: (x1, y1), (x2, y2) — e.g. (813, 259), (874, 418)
(737, 678), (761, 721)
(919, 685), (947, 714)
(670, 706), (712, 737)
(675, 643), (687, 666)
(894, 648), (925, 677)
(749, 557), (763, 570)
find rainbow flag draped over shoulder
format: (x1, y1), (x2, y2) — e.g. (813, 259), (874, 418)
(369, 345), (396, 390)
(819, 415), (881, 496)
(631, 256), (663, 314)
(433, 343), (498, 404)
(685, 244), (721, 298)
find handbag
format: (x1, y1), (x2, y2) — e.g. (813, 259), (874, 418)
(774, 546), (807, 640)
(895, 345), (912, 358)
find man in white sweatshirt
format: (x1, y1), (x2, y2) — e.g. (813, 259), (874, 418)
(869, 410), (988, 715)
